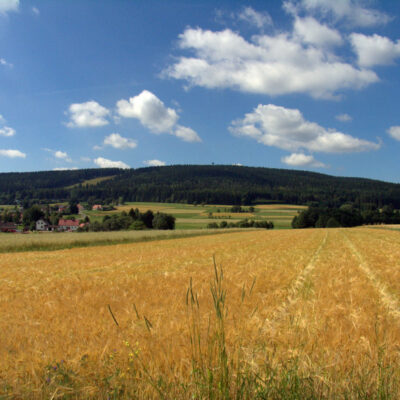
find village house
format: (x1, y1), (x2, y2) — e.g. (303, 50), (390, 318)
(92, 204), (103, 211)
(58, 219), (79, 232)
(0, 222), (18, 233)
(36, 219), (51, 231)
(58, 205), (67, 214)
(77, 204), (85, 213)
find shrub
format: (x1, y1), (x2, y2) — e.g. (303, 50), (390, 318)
(129, 221), (146, 230)
(326, 217), (341, 228)
(219, 221), (228, 228)
(152, 212), (175, 230)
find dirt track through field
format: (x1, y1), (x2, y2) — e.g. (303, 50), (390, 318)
(342, 230), (400, 323)
(264, 231), (328, 332)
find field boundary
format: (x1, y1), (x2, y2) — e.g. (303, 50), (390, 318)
(0, 228), (256, 254)
(342, 231), (400, 322)
(263, 231), (328, 332)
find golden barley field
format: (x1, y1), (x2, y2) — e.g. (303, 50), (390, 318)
(1, 228), (400, 398)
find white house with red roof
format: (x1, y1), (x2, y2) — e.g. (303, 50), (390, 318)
(58, 219), (79, 231)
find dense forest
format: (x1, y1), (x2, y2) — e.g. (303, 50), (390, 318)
(1, 165), (400, 208)
(292, 205), (400, 229)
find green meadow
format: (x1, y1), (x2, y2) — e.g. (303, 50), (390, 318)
(84, 202), (306, 229)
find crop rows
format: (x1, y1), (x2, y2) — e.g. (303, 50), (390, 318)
(1, 228), (399, 398)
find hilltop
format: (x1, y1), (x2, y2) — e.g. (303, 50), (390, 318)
(0, 165), (399, 207)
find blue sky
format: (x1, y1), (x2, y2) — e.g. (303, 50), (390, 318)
(1, 0), (400, 182)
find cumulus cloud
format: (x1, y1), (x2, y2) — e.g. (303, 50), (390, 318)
(238, 7), (272, 29)
(0, 149), (25, 158)
(229, 104), (380, 153)
(32, 6), (39, 15)
(0, 0), (19, 15)
(293, 16), (342, 47)
(387, 126), (400, 141)
(281, 153), (326, 168)
(350, 33), (400, 67)
(173, 125), (201, 142)
(164, 27), (378, 99)
(143, 159), (166, 167)
(44, 148), (72, 162)
(336, 113), (352, 122)
(116, 90), (201, 142)
(293, 0), (391, 27)
(54, 150), (71, 161)
(94, 157), (130, 169)
(0, 126), (15, 136)
(103, 133), (137, 149)
(66, 101), (110, 128)
(117, 90), (178, 133)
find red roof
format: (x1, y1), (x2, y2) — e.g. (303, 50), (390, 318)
(58, 219), (79, 227)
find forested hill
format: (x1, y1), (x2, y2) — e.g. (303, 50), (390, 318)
(1, 165), (400, 208)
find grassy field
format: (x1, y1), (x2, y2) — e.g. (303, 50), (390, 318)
(0, 229), (245, 253)
(65, 175), (117, 189)
(1, 227), (400, 398)
(85, 202), (304, 229)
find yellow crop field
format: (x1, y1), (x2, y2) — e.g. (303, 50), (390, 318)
(209, 212), (255, 218)
(1, 228), (400, 398)
(256, 204), (307, 210)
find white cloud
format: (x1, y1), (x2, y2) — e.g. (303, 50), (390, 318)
(387, 126), (400, 141)
(143, 159), (166, 167)
(294, 0), (391, 27)
(0, 58), (13, 68)
(94, 157), (130, 169)
(238, 7), (272, 29)
(0, 126), (15, 136)
(44, 148), (72, 162)
(32, 6), (39, 15)
(165, 27), (378, 99)
(336, 113), (352, 122)
(0, 149), (25, 158)
(0, 0), (19, 15)
(173, 125), (202, 142)
(293, 16), (342, 47)
(54, 150), (71, 161)
(116, 90), (201, 142)
(350, 33), (400, 67)
(103, 133), (137, 149)
(116, 90), (178, 133)
(282, 153), (326, 168)
(80, 156), (91, 162)
(229, 104), (380, 153)
(66, 101), (110, 128)
(53, 167), (78, 171)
